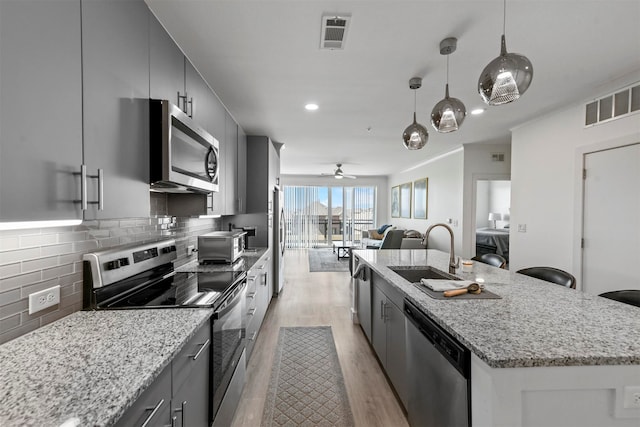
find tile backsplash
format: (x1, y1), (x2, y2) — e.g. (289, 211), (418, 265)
(0, 194), (221, 344)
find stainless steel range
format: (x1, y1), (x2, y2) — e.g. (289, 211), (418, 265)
(82, 238), (246, 425)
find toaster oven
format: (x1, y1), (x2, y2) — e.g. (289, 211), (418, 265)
(198, 231), (247, 264)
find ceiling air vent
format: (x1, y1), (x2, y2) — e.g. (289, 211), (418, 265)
(491, 153), (505, 162)
(585, 82), (640, 127)
(320, 14), (351, 50)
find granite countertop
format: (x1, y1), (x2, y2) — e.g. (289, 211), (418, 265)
(0, 308), (212, 427)
(353, 249), (640, 369)
(175, 247), (269, 273)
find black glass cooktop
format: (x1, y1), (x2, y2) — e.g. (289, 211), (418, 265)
(95, 269), (245, 310)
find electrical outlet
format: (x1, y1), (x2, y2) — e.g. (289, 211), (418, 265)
(517, 224), (527, 233)
(28, 285), (60, 314)
(187, 245), (195, 256)
(623, 386), (640, 409)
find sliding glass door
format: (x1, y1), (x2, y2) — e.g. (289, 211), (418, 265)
(283, 185), (376, 248)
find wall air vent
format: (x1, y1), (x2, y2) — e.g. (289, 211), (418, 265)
(585, 82), (640, 127)
(491, 153), (505, 162)
(320, 14), (351, 50)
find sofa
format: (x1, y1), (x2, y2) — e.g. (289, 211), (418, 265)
(361, 228), (426, 249)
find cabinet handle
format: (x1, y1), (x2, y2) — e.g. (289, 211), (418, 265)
(248, 331), (257, 341)
(247, 292), (256, 299)
(248, 307), (256, 316)
(141, 399), (165, 427)
(191, 338), (210, 361)
(187, 97), (194, 118)
(178, 91), (187, 113)
(173, 400), (186, 426)
(78, 164), (87, 210)
(89, 168), (104, 211)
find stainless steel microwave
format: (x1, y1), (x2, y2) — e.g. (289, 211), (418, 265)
(149, 99), (219, 193)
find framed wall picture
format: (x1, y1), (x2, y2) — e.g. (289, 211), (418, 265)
(413, 177), (428, 219)
(400, 182), (412, 218)
(391, 186), (400, 217)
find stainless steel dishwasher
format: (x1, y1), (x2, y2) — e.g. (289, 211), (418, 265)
(404, 298), (471, 427)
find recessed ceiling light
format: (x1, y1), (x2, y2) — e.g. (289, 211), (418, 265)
(305, 103), (319, 111)
(471, 108), (485, 115)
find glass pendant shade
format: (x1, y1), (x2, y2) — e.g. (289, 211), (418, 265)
(431, 84), (466, 133)
(478, 35), (533, 105)
(402, 112), (428, 150)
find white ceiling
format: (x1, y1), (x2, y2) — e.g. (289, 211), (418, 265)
(145, 0), (640, 178)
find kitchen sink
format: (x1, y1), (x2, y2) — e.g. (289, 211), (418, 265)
(389, 266), (460, 283)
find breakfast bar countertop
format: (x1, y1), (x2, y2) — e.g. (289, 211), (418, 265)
(0, 308), (212, 427)
(353, 249), (640, 369)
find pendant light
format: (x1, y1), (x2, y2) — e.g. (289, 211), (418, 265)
(431, 38), (466, 133)
(478, 0), (533, 105)
(402, 77), (428, 150)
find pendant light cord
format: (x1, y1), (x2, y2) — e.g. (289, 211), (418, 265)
(503, 0), (507, 35)
(414, 89), (417, 114)
(446, 55), (450, 85)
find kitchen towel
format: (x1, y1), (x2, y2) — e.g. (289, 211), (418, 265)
(420, 279), (478, 292)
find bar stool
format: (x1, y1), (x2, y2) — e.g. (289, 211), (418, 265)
(471, 253), (507, 269)
(599, 290), (640, 308)
(516, 267), (576, 289)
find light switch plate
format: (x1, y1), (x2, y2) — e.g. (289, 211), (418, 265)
(28, 285), (60, 314)
(623, 386), (640, 408)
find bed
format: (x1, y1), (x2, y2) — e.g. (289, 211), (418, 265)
(475, 227), (510, 261)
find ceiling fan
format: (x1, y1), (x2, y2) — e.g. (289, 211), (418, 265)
(321, 163), (356, 179)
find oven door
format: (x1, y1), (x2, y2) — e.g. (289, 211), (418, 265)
(211, 278), (246, 419)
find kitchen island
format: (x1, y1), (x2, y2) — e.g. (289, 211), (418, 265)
(353, 249), (640, 426)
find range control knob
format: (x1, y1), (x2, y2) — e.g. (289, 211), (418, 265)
(106, 259), (121, 270)
(161, 245), (177, 254)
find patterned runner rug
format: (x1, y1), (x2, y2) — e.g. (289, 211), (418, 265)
(308, 248), (350, 272)
(261, 326), (355, 427)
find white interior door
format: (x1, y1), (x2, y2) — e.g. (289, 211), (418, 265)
(582, 143), (640, 295)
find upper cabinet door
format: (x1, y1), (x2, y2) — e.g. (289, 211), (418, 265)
(149, 12), (185, 106)
(223, 111), (238, 215)
(81, 0), (150, 220)
(184, 60), (225, 140)
(0, 0), (83, 222)
(237, 126), (247, 214)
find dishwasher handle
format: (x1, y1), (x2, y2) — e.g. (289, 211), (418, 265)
(404, 299), (471, 379)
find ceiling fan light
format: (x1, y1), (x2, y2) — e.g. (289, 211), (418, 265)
(402, 112), (428, 150)
(478, 35), (533, 106)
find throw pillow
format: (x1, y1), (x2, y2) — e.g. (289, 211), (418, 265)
(377, 224), (392, 234)
(369, 230), (384, 239)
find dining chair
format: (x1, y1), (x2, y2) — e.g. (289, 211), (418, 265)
(599, 290), (640, 308)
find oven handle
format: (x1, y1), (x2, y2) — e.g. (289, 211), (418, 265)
(213, 280), (246, 320)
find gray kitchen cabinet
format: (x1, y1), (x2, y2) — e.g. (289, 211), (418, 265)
(246, 250), (272, 360)
(237, 126), (247, 214)
(171, 322), (211, 427)
(115, 321), (210, 427)
(223, 111), (239, 215)
(0, 0), (83, 222)
(245, 136), (280, 249)
(149, 11), (185, 107)
(81, 0), (150, 220)
(114, 363), (172, 427)
(370, 271), (408, 409)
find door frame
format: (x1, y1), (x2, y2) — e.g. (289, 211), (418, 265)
(469, 173), (511, 258)
(573, 134), (640, 290)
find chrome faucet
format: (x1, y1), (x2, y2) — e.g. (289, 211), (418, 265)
(423, 223), (460, 274)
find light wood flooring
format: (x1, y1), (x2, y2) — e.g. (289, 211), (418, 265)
(231, 249), (409, 427)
